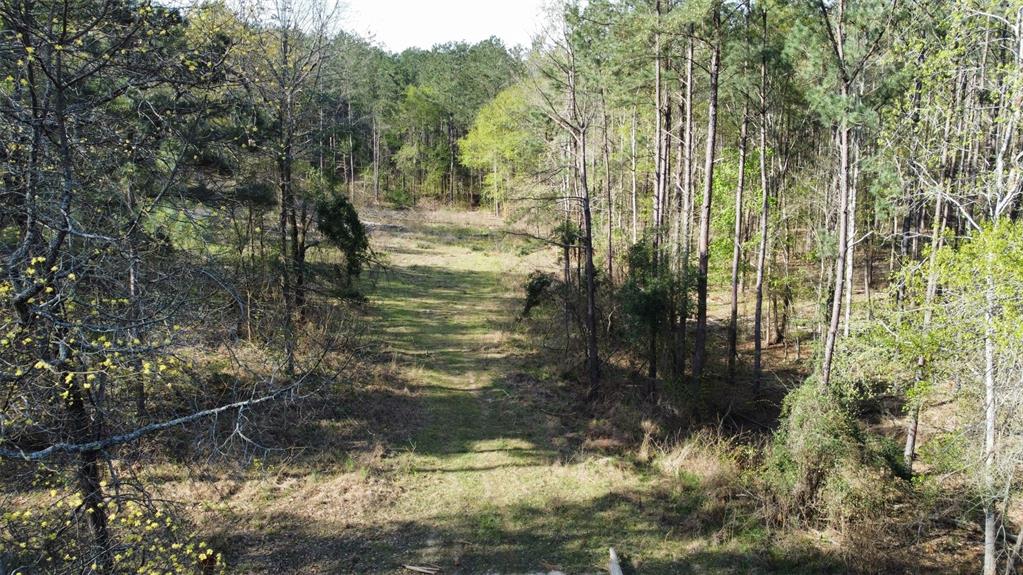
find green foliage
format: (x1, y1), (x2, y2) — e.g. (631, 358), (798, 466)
(458, 83), (545, 208)
(926, 221), (1023, 492)
(764, 380), (907, 524)
(918, 431), (969, 475)
(316, 194), (370, 278)
(384, 186), (415, 209)
(619, 240), (672, 331)
(935, 220), (1023, 329)
(234, 181), (277, 208)
(2, 480), (225, 574)
(521, 270), (556, 318)
(553, 220), (581, 246)
(383, 40), (520, 202)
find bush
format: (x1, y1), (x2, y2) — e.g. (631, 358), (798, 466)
(763, 380), (904, 526)
(521, 270), (555, 318)
(616, 239), (681, 378)
(316, 194), (370, 279)
(384, 187), (414, 209)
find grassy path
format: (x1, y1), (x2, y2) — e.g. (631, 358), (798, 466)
(357, 210), (679, 574)
(196, 209), (798, 574)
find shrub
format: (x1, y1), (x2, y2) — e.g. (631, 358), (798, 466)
(763, 380), (904, 527)
(316, 194), (370, 279)
(384, 187), (414, 209)
(521, 270), (555, 318)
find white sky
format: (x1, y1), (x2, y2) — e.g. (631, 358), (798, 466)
(342, 0), (547, 52)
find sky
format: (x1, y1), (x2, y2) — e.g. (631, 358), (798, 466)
(341, 0), (548, 53)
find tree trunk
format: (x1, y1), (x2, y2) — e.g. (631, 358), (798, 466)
(55, 67), (114, 570)
(578, 132), (601, 399)
(753, 11), (770, 392)
(982, 261), (996, 575)
(565, 58), (601, 399)
(821, 114), (849, 388)
(631, 108), (639, 244)
(348, 99), (356, 200)
(564, 239), (572, 356)
(602, 91), (614, 282)
(129, 252), (146, 418)
(67, 369), (112, 572)
(653, 0), (666, 262)
(373, 114), (380, 202)
(692, 5), (721, 384)
(903, 129), (951, 469)
(728, 105), (749, 382)
(677, 28), (696, 383)
(843, 132), (859, 337)
(289, 181), (305, 313)
(820, 0), (850, 389)
(278, 143), (295, 377)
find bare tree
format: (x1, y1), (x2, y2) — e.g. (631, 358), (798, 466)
(531, 11), (601, 397)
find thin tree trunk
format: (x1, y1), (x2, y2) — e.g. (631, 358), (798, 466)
(821, 114), (849, 388)
(677, 29), (696, 383)
(346, 99), (356, 200)
(820, 0), (849, 388)
(565, 57), (601, 399)
(692, 5), (721, 384)
(753, 10), (770, 392)
(728, 105), (749, 382)
(659, 105), (673, 263)
(983, 260), (996, 575)
(903, 105), (954, 468)
(289, 183), (305, 313)
(55, 64), (114, 570)
(602, 90), (614, 282)
(681, 30), (695, 266)
(653, 0), (665, 258)
(277, 29), (297, 378)
(373, 114), (380, 202)
(77, 448), (112, 572)
(843, 132), (859, 337)
(129, 252), (146, 418)
(579, 132), (601, 399)
(450, 119), (456, 205)
(631, 108), (639, 244)
(279, 130), (295, 377)
(564, 239), (572, 356)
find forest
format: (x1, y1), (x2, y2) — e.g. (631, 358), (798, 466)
(1, 0), (1022, 573)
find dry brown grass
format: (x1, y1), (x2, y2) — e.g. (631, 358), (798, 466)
(653, 430), (741, 497)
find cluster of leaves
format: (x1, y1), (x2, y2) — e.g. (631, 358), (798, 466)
(316, 34), (521, 204)
(619, 240), (673, 332)
(1, 471), (223, 575)
(764, 380), (907, 525)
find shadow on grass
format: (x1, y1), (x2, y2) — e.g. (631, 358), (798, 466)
(214, 257), (555, 469)
(352, 260), (560, 457)
(215, 488), (845, 575)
